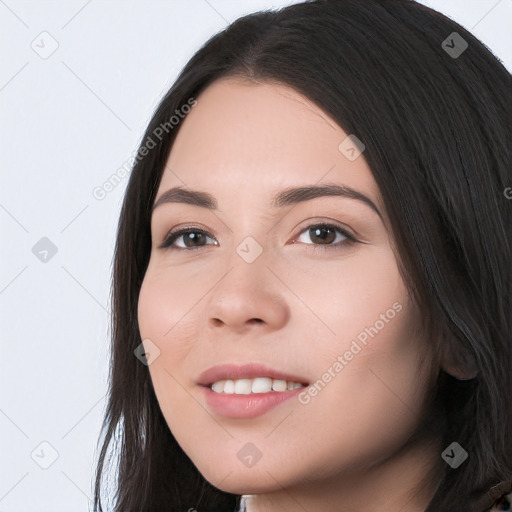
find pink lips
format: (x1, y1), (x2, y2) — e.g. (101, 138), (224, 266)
(197, 363), (309, 419)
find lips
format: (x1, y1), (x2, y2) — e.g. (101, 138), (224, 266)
(197, 362), (309, 387)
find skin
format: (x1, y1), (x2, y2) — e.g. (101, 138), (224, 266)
(137, 77), (446, 512)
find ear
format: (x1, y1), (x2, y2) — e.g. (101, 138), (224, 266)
(439, 340), (479, 380)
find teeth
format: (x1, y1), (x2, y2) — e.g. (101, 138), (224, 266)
(234, 379), (252, 395)
(252, 377), (272, 393)
(272, 379), (287, 391)
(210, 377), (305, 394)
(211, 380), (227, 393)
(223, 379), (235, 394)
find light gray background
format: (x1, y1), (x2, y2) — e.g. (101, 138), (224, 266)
(1, 1), (510, 510)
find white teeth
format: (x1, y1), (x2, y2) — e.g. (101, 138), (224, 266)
(224, 379), (235, 394)
(272, 379), (287, 391)
(211, 380), (226, 393)
(252, 377), (273, 393)
(210, 377), (305, 394)
(234, 379), (252, 395)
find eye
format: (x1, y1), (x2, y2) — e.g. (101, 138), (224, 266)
(159, 222), (358, 251)
(159, 227), (217, 250)
(293, 222), (357, 251)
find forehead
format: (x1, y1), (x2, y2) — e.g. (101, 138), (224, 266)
(158, 77), (381, 212)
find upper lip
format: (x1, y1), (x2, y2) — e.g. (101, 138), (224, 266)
(197, 363), (309, 386)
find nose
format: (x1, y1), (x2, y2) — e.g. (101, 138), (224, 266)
(206, 262), (290, 335)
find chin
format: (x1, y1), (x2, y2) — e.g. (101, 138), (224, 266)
(207, 472), (289, 496)
(193, 455), (296, 495)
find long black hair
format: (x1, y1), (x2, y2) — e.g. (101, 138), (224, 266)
(93, 1), (512, 510)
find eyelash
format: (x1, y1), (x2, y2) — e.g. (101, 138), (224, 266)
(159, 222), (358, 252)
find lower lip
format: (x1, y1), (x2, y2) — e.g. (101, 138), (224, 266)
(200, 385), (305, 419)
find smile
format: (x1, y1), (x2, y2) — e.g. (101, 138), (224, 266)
(210, 377), (305, 394)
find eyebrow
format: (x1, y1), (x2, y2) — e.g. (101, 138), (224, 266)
(151, 183), (382, 219)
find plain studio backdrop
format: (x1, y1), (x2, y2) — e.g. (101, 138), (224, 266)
(0, 1), (510, 510)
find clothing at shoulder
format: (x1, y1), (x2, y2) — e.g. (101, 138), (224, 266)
(235, 492), (512, 511)
(487, 491), (512, 511)
(236, 495), (248, 512)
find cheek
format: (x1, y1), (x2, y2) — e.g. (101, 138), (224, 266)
(137, 275), (194, 444)
(287, 304), (434, 478)
(138, 267), (159, 340)
(137, 265), (202, 408)
(137, 265), (197, 350)
(288, 250), (433, 467)
(296, 245), (409, 358)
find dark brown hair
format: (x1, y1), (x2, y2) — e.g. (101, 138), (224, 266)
(93, 1), (512, 510)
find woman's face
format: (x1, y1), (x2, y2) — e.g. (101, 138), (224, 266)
(138, 77), (439, 501)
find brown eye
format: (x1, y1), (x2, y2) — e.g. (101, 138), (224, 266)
(160, 228), (217, 250)
(294, 223), (357, 251)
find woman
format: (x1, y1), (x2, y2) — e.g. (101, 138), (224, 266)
(93, 0), (512, 510)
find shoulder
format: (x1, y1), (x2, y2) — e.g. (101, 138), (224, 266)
(487, 491), (511, 511)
